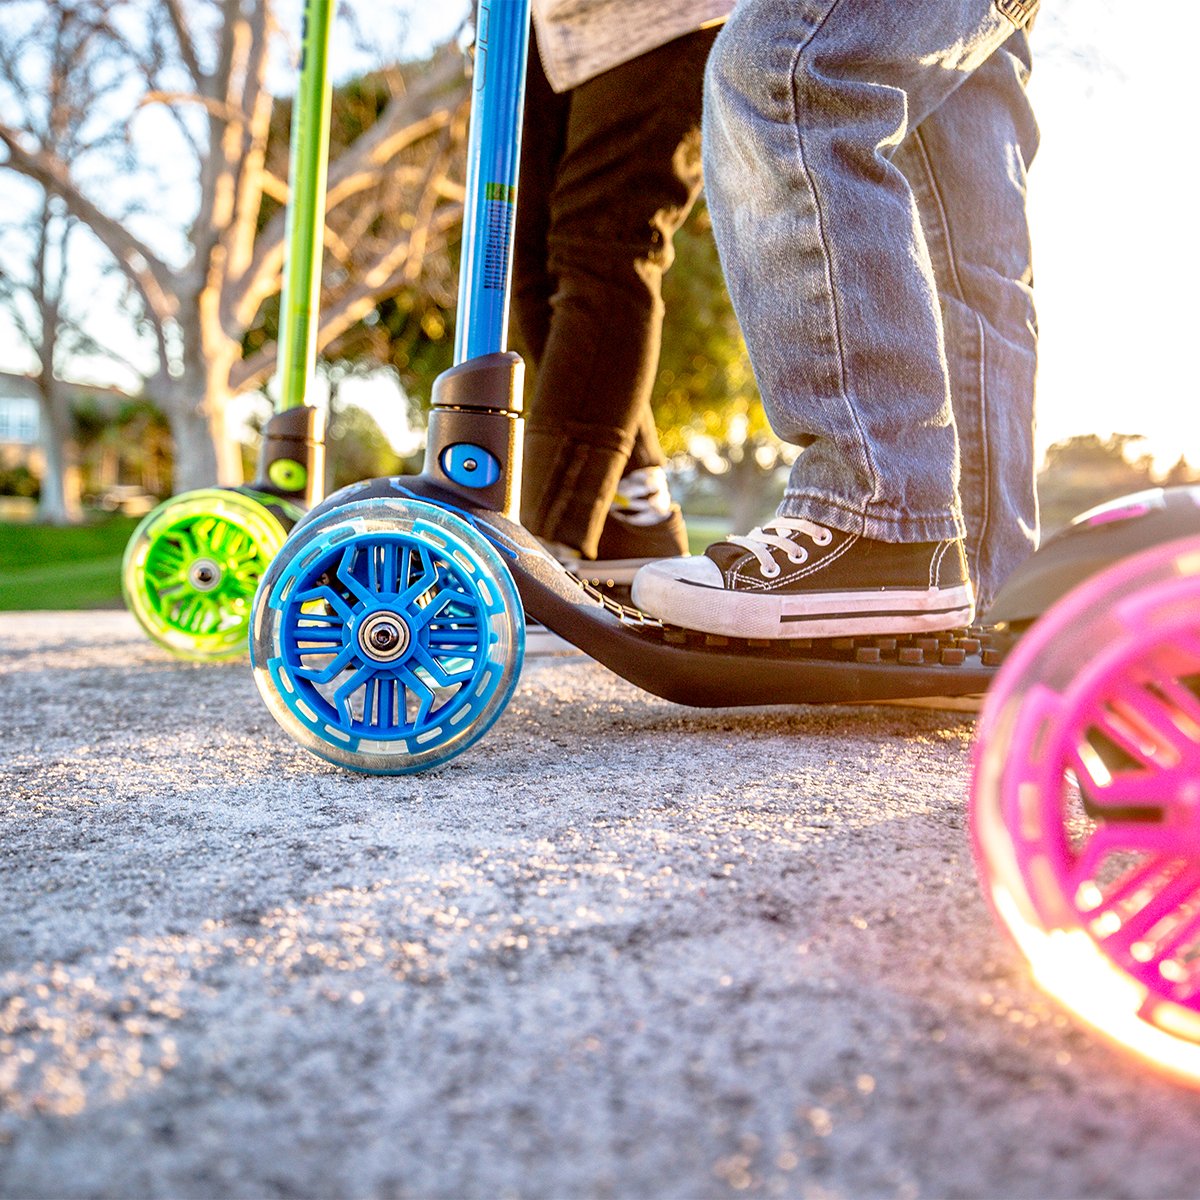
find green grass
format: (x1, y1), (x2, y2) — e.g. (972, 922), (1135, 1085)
(0, 511), (732, 610)
(683, 515), (731, 556)
(0, 515), (141, 610)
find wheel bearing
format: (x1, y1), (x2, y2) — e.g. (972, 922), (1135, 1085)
(357, 609), (411, 662)
(187, 558), (223, 592)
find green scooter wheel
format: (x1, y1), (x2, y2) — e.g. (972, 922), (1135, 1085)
(122, 488), (291, 660)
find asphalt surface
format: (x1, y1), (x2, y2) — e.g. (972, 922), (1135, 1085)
(1, 611), (1198, 1200)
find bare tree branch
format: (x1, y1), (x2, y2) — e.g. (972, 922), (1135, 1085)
(228, 51), (467, 328)
(230, 203), (461, 393)
(0, 124), (179, 324)
(162, 0), (205, 86)
(324, 47), (464, 211)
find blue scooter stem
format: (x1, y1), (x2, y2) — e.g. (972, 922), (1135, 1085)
(454, 0), (532, 364)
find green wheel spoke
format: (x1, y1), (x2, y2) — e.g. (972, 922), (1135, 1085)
(124, 488), (289, 660)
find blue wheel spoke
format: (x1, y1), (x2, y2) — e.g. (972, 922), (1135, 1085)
(411, 643), (474, 689)
(295, 584), (356, 621)
(425, 625), (482, 647)
(294, 641), (357, 685)
(361, 676), (380, 727)
(409, 584), (480, 634)
(293, 627), (345, 645)
(335, 546), (377, 605)
(395, 546), (440, 610)
(377, 677), (398, 731)
(397, 663), (436, 726)
(333, 664), (376, 726)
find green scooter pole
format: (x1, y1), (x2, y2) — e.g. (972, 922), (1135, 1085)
(121, 0), (333, 660)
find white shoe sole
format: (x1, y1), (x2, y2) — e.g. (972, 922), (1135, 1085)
(632, 565), (975, 640)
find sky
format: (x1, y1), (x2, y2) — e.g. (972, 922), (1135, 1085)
(1024, 0), (1200, 469)
(3, 0), (1197, 470)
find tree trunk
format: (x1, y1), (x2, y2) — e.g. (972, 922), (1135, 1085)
(36, 382), (82, 524)
(159, 389), (218, 493)
(162, 308), (244, 493)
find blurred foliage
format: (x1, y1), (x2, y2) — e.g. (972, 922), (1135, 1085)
(326, 387), (422, 490)
(0, 464), (40, 499)
(1037, 432), (1199, 534)
(654, 203), (795, 529)
(74, 397), (173, 499)
(243, 62), (465, 427)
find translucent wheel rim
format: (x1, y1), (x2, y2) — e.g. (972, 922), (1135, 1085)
(971, 536), (1200, 1083)
(122, 488), (289, 661)
(250, 498), (524, 774)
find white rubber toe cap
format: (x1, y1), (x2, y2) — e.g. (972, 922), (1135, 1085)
(631, 555), (726, 629)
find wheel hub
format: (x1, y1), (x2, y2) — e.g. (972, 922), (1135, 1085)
(358, 609), (411, 662)
(188, 558), (223, 592)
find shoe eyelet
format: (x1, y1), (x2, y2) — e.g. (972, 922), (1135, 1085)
(761, 562), (781, 579)
(814, 529), (833, 546)
(787, 551), (808, 565)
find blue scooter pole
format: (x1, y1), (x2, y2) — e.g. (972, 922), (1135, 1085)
(419, 0), (532, 520)
(455, 0), (532, 363)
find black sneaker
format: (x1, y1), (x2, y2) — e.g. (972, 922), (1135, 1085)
(630, 517), (975, 639)
(567, 467), (689, 586)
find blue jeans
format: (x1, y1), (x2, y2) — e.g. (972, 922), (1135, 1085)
(703, 0), (1040, 610)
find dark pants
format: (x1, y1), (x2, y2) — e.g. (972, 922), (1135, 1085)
(513, 26), (717, 558)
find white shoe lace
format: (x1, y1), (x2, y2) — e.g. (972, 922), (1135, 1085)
(611, 466), (672, 526)
(727, 518), (834, 579)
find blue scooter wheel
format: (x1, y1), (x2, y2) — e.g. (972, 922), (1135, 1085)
(250, 498), (525, 774)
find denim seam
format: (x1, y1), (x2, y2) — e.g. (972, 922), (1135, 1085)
(786, 0), (882, 526)
(910, 129), (966, 302)
(910, 127), (989, 571)
(779, 490), (957, 538)
(971, 309), (991, 584)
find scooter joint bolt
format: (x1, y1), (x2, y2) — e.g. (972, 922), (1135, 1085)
(358, 610), (411, 662)
(188, 559), (222, 592)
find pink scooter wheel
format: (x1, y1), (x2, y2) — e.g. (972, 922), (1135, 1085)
(971, 535), (1200, 1084)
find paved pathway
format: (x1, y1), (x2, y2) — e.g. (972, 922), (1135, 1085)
(1, 612), (1197, 1199)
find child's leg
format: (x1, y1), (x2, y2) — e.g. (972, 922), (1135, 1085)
(894, 28), (1040, 613)
(701, 0), (1034, 544)
(512, 33), (567, 369)
(518, 27), (716, 560)
(512, 40), (668, 533)
(632, 0), (1039, 637)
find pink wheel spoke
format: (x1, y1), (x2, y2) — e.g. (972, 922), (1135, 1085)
(1079, 760), (1190, 812)
(1104, 861), (1200, 948)
(1150, 673), (1200, 738)
(1072, 852), (1172, 919)
(1075, 826), (1179, 884)
(1144, 903), (1200, 966)
(1083, 701), (1165, 771)
(1111, 679), (1200, 763)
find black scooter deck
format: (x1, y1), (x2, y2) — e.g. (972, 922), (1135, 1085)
(388, 476), (1001, 708)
